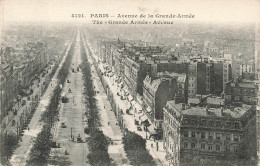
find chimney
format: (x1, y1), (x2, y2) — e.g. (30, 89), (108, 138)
(220, 107), (224, 116)
(181, 103), (185, 110)
(206, 106), (209, 115)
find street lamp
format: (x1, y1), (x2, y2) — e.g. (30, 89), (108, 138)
(145, 126), (148, 140)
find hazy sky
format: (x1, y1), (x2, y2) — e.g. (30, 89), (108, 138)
(1, 0), (260, 24)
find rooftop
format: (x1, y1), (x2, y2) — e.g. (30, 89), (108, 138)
(157, 71), (186, 83)
(165, 100), (252, 119)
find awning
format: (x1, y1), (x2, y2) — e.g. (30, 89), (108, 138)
(133, 102), (142, 112)
(124, 91), (129, 96)
(128, 95), (133, 102)
(123, 87), (128, 93)
(140, 115), (148, 122)
(148, 125), (156, 133)
(146, 107), (152, 113)
(126, 103), (131, 110)
(118, 82), (123, 88)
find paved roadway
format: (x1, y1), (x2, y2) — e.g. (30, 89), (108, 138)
(49, 30), (89, 166)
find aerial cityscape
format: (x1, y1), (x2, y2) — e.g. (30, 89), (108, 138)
(0, 21), (259, 166)
(0, 0), (260, 165)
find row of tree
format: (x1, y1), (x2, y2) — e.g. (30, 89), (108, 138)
(27, 38), (76, 165)
(0, 40), (71, 166)
(83, 31), (156, 166)
(80, 32), (112, 166)
(122, 131), (156, 166)
(0, 132), (18, 165)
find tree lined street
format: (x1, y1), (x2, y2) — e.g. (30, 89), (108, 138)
(48, 30), (89, 166)
(9, 33), (75, 166)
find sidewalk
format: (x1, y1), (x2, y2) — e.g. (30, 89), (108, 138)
(87, 41), (169, 166)
(10, 40), (74, 166)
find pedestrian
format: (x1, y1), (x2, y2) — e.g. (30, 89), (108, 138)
(28, 127), (30, 131)
(108, 122), (110, 125)
(104, 106), (105, 109)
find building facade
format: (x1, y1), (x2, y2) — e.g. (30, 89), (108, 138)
(163, 100), (256, 163)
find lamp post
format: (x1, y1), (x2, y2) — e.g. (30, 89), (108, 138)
(145, 126), (148, 140)
(16, 121), (19, 143)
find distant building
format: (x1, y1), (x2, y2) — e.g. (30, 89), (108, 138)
(231, 58), (241, 83)
(187, 63), (197, 97)
(240, 61), (255, 80)
(197, 62), (211, 95)
(224, 81), (258, 105)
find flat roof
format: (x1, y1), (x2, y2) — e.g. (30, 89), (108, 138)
(166, 100), (251, 118)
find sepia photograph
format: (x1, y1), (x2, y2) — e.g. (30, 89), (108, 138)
(0, 0), (260, 165)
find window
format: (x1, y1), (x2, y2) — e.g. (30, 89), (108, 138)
(208, 145), (213, 151)
(208, 132), (213, 140)
(234, 122), (240, 128)
(234, 135), (239, 141)
(191, 142), (196, 149)
(226, 134), (231, 141)
(184, 142), (188, 149)
(234, 146), (238, 152)
(216, 133), (221, 140)
(209, 121), (214, 126)
(192, 120), (197, 126)
(184, 131), (189, 137)
(226, 122), (231, 127)
(216, 145), (220, 151)
(201, 132), (205, 139)
(201, 120), (206, 126)
(201, 144), (205, 150)
(216, 121), (221, 127)
(226, 145), (230, 151)
(191, 131), (196, 138)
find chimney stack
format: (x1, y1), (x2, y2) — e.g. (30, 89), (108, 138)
(220, 107), (224, 116)
(206, 106), (209, 115)
(181, 103), (185, 110)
